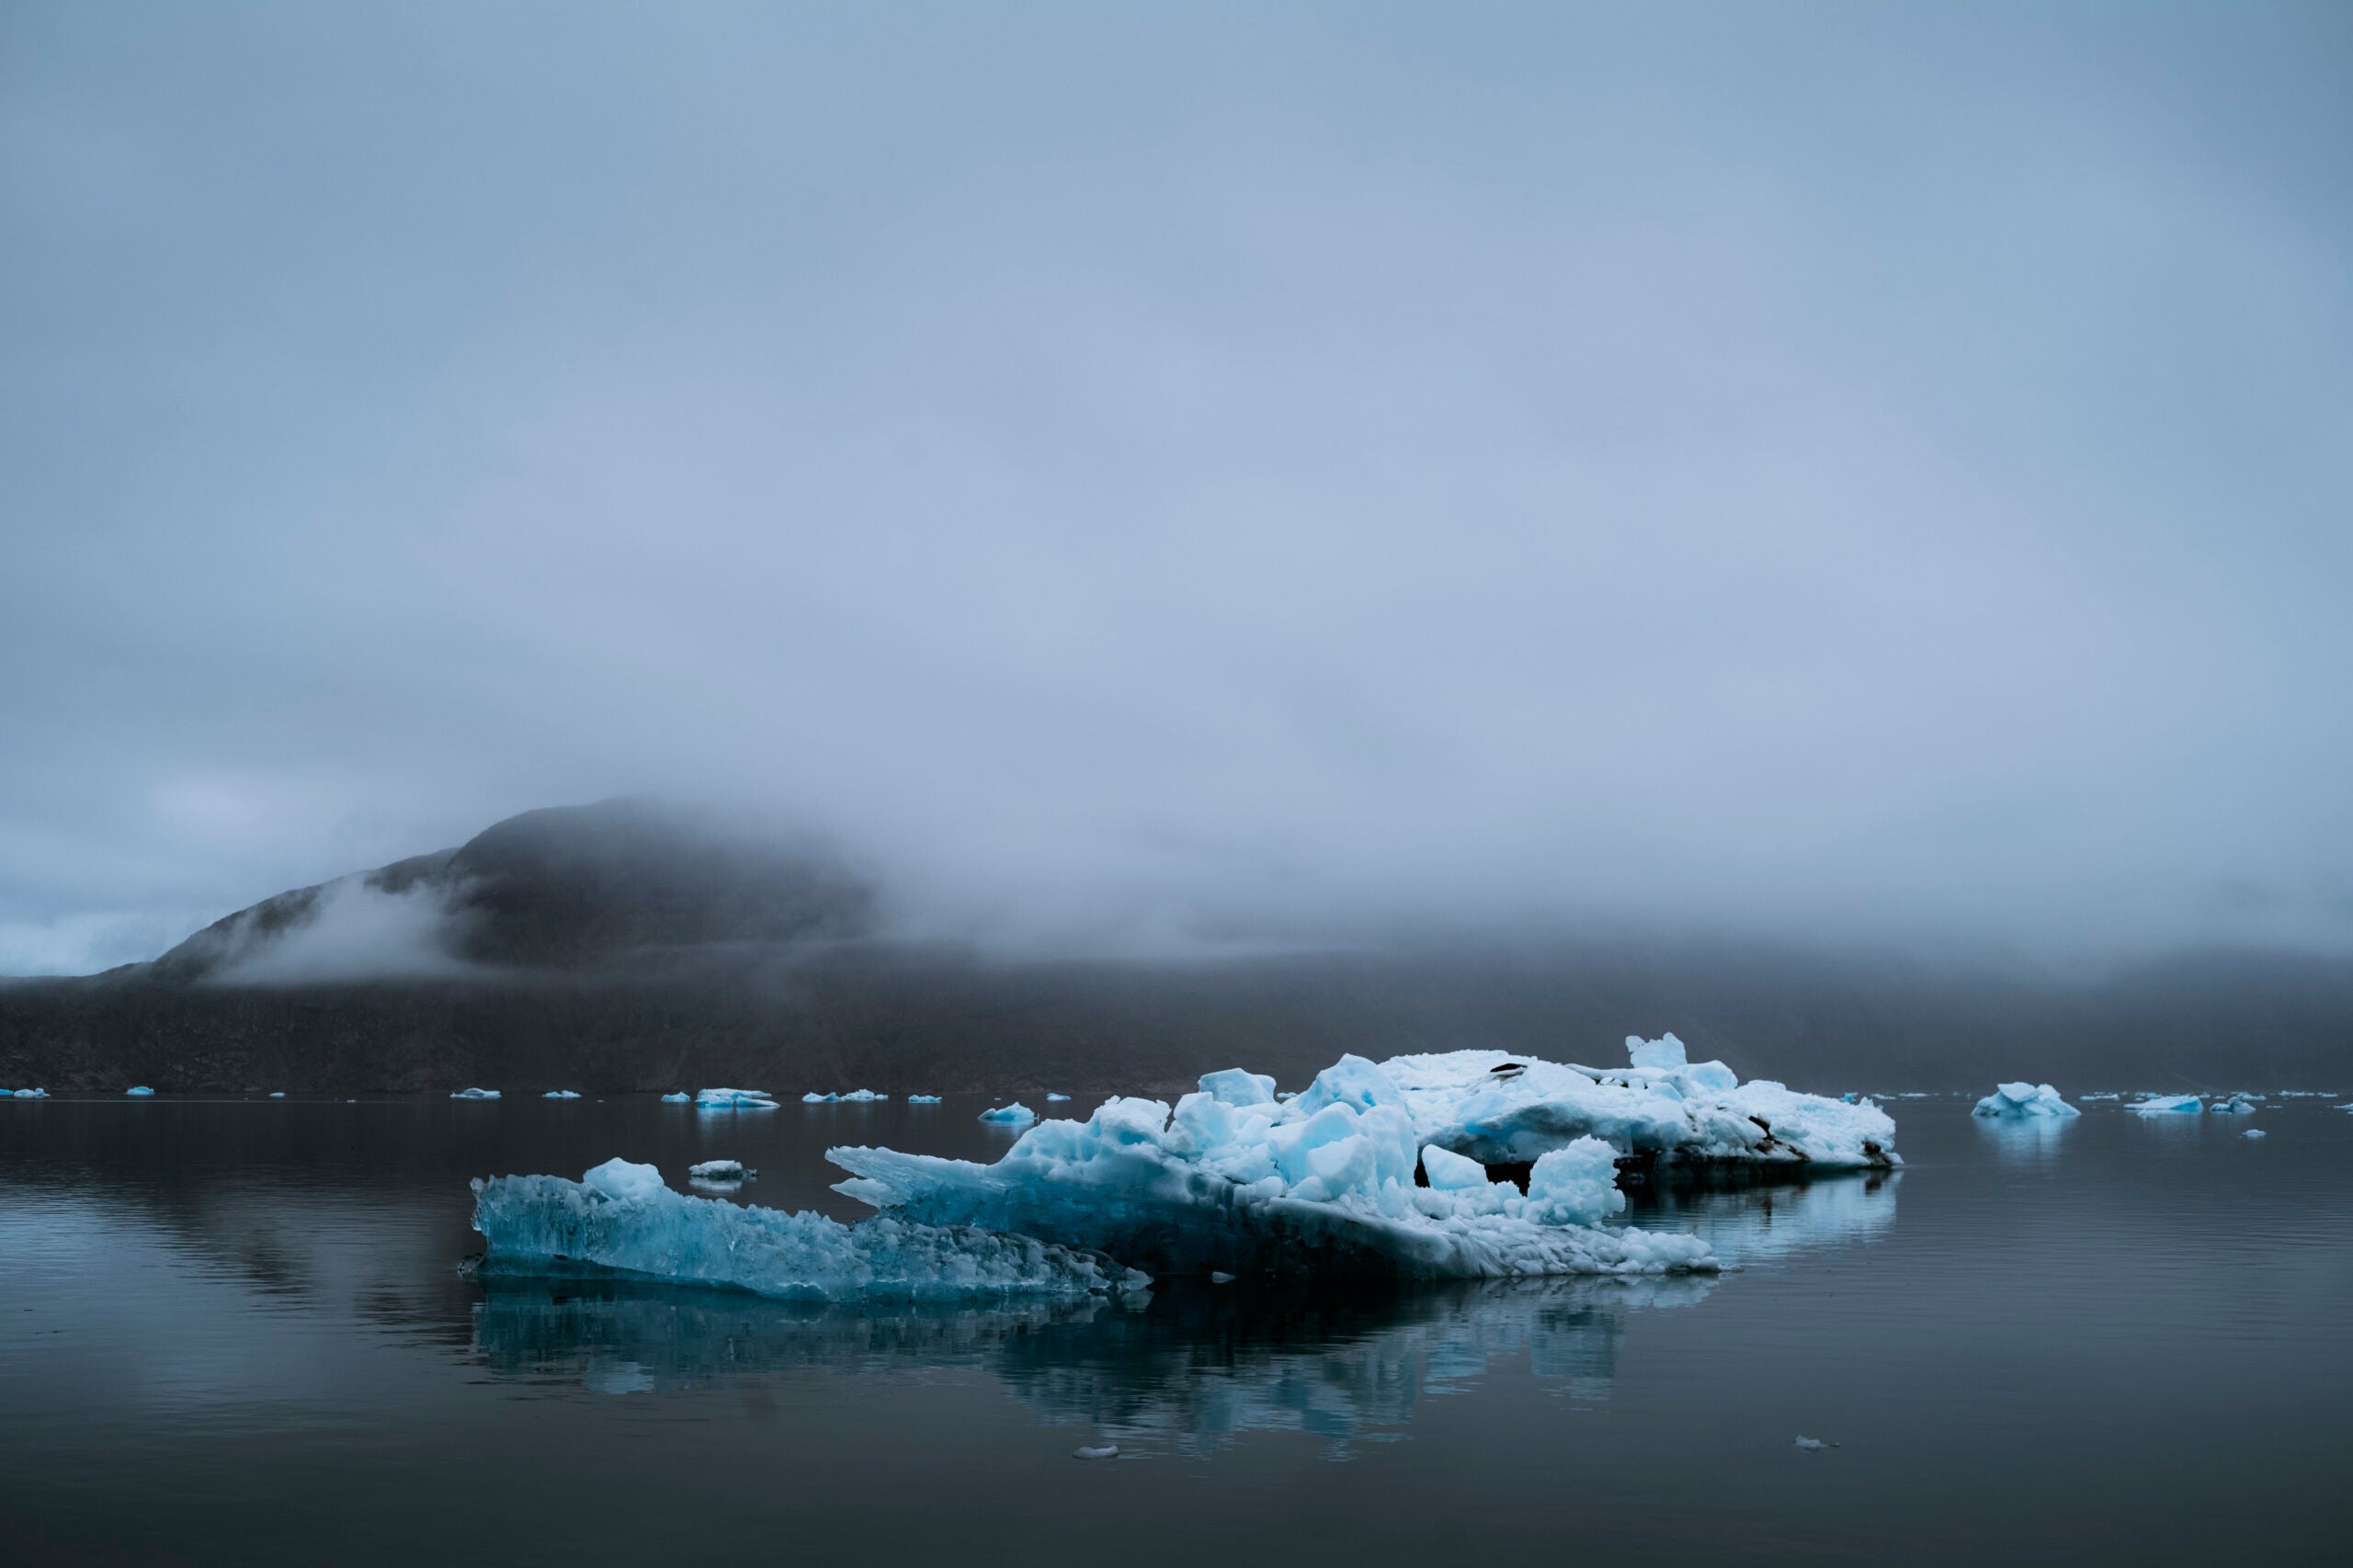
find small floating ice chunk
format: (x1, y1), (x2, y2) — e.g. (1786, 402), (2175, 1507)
(1073, 1445), (1119, 1460)
(660, 1092), (691, 1103)
(688, 1159), (754, 1180)
(125, 1085), (155, 1096)
(980, 1103), (1036, 1125)
(698, 1088), (779, 1110)
(451, 1087), (501, 1100)
(2244, 1129), (2267, 1139)
(1046, 1093), (1072, 1102)
(2210, 1095), (2257, 1115)
(543, 1090), (582, 1100)
(1972, 1083), (2080, 1119)
(268, 1091), (286, 1099)
(13, 1087), (48, 1098)
(1210, 1271), (1236, 1284)
(2128, 1094), (2202, 1115)
(1794, 1436), (1835, 1451)
(906, 1095), (943, 1104)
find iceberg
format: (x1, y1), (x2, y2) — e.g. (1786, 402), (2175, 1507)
(980, 1103), (1037, 1126)
(2244, 1129), (2267, 1139)
(660, 1092), (691, 1103)
(688, 1159), (754, 1181)
(471, 1160), (1149, 1303)
(697, 1087), (779, 1110)
(1047, 1093), (1072, 1102)
(543, 1090), (582, 1100)
(803, 1089), (889, 1103)
(1972, 1083), (2081, 1119)
(1378, 1037), (1898, 1172)
(125, 1085), (155, 1096)
(2128, 1095), (2203, 1115)
(832, 1052), (1723, 1281)
(907, 1095), (943, 1104)
(2210, 1094), (2257, 1115)
(13, 1087), (50, 1098)
(451, 1087), (501, 1100)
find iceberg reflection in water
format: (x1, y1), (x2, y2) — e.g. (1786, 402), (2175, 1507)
(470, 1169), (1893, 1458)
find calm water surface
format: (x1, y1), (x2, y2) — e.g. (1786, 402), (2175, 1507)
(3, 1091), (2348, 1564)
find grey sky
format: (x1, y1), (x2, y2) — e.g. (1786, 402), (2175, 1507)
(4, 2), (2349, 972)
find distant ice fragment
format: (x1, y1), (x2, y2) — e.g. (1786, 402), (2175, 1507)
(907, 1095), (943, 1104)
(543, 1090), (582, 1100)
(2244, 1129), (2267, 1139)
(470, 1167), (1150, 1302)
(980, 1103), (1036, 1125)
(1046, 1093), (1072, 1102)
(660, 1092), (691, 1103)
(451, 1087), (500, 1100)
(2128, 1095), (2203, 1115)
(13, 1087), (48, 1097)
(268, 1091), (286, 1098)
(2210, 1095), (2257, 1114)
(125, 1085), (154, 1096)
(1073, 1445), (1119, 1460)
(688, 1159), (754, 1180)
(1972, 1083), (2080, 1119)
(1627, 1033), (1688, 1070)
(1794, 1436), (1835, 1451)
(804, 1089), (889, 1102)
(1210, 1271), (1236, 1284)
(698, 1088), (779, 1109)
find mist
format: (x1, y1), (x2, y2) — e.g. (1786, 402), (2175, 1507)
(4, 3), (2349, 975)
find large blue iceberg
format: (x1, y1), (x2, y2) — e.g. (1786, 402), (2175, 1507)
(472, 1158), (1149, 1302)
(822, 1046), (1821, 1281)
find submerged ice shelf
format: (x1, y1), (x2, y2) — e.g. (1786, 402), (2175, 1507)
(472, 1159), (1149, 1303)
(821, 1039), (1883, 1281)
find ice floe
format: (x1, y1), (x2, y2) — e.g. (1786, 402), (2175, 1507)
(660, 1092), (691, 1103)
(125, 1085), (154, 1096)
(11, 1087), (50, 1098)
(2244, 1129), (2267, 1139)
(697, 1087), (779, 1110)
(1047, 1093), (1072, 1102)
(2210, 1094), (2258, 1114)
(831, 1049), (1736, 1281)
(688, 1159), (753, 1181)
(2128, 1094), (2203, 1115)
(803, 1089), (888, 1103)
(979, 1103), (1037, 1126)
(450, 1087), (500, 1100)
(907, 1095), (943, 1104)
(471, 1160), (1149, 1302)
(1972, 1083), (2080, 1119)
(543, 1090), (582, 1100)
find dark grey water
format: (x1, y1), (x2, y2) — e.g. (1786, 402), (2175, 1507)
(3, 1092), (2349, 1565)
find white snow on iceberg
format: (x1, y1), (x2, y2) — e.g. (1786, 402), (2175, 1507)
(831, 1053), (1722, 1281)
(697, 1087), (779, 1110)
(1972, 1083), (2080, 1119)
(979, 1103), (1037, 1125)
(688, 1159), (753, 1181)
(2128, 1095), (2203, 1115)
(1379, 1037), (1898, 1172)
(471, 1159), (1149, 1303)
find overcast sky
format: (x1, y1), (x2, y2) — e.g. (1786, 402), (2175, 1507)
(4, 2), (2348, 972)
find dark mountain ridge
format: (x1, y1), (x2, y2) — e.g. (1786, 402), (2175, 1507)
(6, 801), (2349, 1096)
